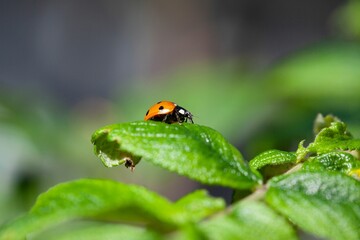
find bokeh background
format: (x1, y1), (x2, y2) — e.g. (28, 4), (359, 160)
(1, 0), (360, 224)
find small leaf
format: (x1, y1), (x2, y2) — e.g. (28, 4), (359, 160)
(297, 118), (360, 159)
(91, 121), (261, 189)
(249, 150), (296, 170)
(200, 201), (297, 240)
(266, 171), (360, 240)
(309, 138), (360, 154)
(302, 152), (360, 175)
(313, 113), (341, 135)
(0, 179), (224, 239)
(314, 121), (352, 140)
(308, 121), (360, 154)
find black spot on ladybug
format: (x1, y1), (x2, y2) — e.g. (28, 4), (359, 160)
(145, 110), (149, 116)
(159, 106), (164, 110)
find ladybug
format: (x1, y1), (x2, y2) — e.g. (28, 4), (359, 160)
(144, 101), (194, 124)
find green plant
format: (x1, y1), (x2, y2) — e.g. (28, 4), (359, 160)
(0, 114), (359, 240)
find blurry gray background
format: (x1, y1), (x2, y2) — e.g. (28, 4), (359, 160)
(1, 1), (343, 101)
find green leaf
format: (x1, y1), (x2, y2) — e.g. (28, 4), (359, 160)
(266, 171), (360, 240)
(200, 201), (297, 240)
(37, 222), (162, 240)
(171, 225), (207, 240)
(308, 121), (360, 154)
(174, 190), (225, 223)
(310, 138), (360, 155)
(0, 179), (225, 239)
(91, 121), (261, 189)
(302, 152), (360, 174)
(297, 119), (360, 160)
(295, 140), (308, 161)
(249, 150), (296, 170)
(313, 113), (341, 135)
(314, 121), (352, 141)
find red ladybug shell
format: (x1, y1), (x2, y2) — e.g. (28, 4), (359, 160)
(144, 101), (194, 124)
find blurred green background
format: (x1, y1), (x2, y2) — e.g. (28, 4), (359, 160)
(1, 1), (360, 224)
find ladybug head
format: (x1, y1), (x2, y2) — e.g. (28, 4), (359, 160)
(176, 106), (194, 123)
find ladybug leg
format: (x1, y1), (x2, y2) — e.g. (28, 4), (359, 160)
(184, 112), (193, 123)
(162, 114), (168, 123)
(175, 112), (182, 123)
(189, 117), (194, 123)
